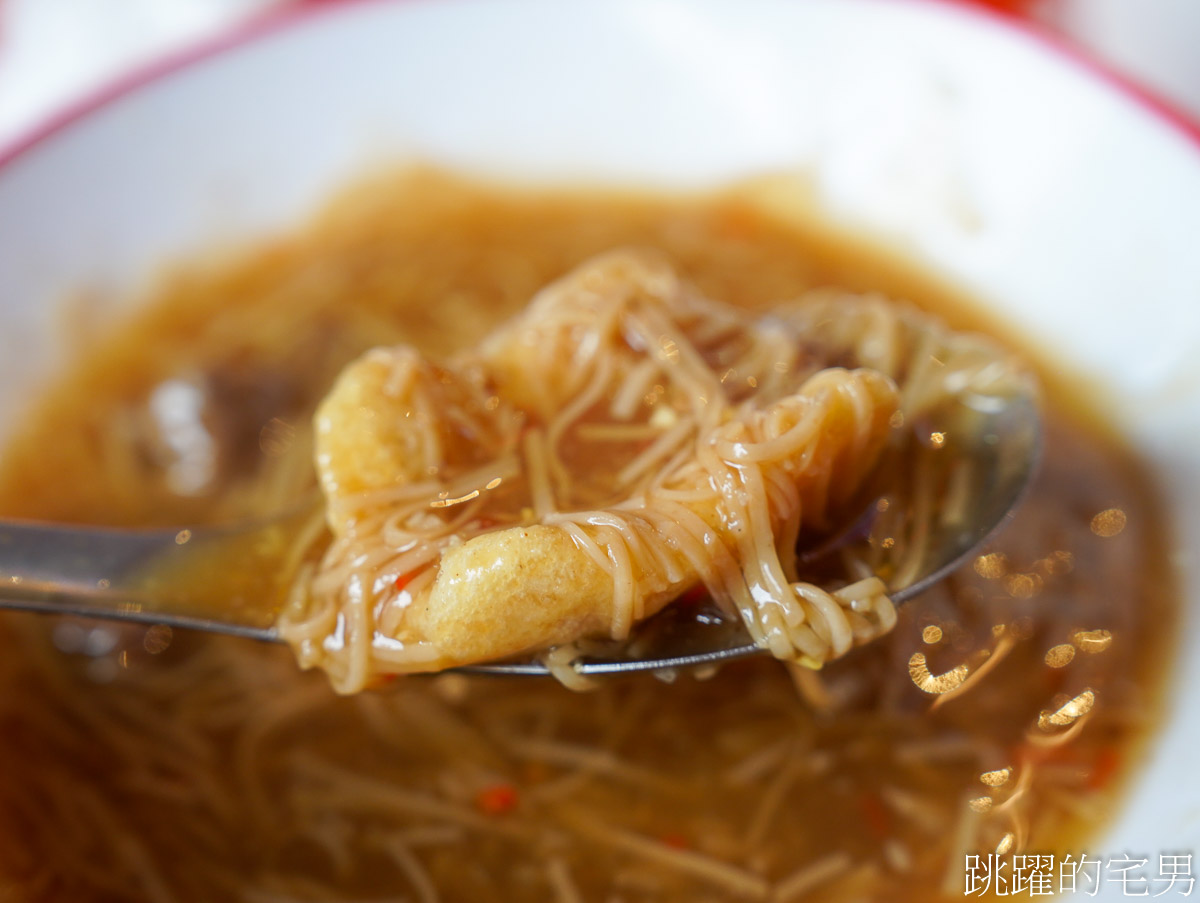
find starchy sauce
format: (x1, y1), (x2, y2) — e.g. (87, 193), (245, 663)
(0, 170), (1176, 902)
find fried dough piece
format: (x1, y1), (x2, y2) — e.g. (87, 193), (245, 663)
(287, 251), (901, 688)
(407, 370), (898, 666)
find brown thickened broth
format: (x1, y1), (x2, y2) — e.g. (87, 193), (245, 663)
(0, 171), (1175, 902)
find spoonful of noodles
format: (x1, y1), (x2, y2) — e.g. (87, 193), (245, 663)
(0, 252), (1040, 687)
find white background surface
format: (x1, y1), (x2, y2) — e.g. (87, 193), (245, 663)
(2, 0), (1199, 153)
(0, 0), (281, 147)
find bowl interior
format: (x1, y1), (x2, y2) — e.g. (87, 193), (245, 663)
(1, 0), (1198, 873)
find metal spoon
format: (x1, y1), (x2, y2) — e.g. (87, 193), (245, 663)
(0, 389), (1039, 677)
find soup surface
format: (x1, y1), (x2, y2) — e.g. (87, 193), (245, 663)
(0, 170), (1175, 902)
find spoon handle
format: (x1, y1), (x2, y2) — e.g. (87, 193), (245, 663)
(0, 517), (302, 641)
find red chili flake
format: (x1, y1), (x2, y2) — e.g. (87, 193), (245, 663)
(857, 791), (891, 840)
(1087, 747), (1121, 791)
(658, 832), (690, 850)
(393, 569), (423, 592)
(475, 783), (519, 816)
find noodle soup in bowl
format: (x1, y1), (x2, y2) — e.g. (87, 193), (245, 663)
(1, 0), (1199, 899)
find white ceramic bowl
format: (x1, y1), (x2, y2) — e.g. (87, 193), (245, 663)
(1, 0), (1198, 890)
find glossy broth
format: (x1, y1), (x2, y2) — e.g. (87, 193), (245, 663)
(0, 170), (1175, 902)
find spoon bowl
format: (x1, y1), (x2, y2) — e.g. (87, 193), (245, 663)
(479, 384), (1043, 676)
(0, 384), (1041, 677)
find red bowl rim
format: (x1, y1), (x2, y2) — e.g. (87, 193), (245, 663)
(0, 0), (1197, 176)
